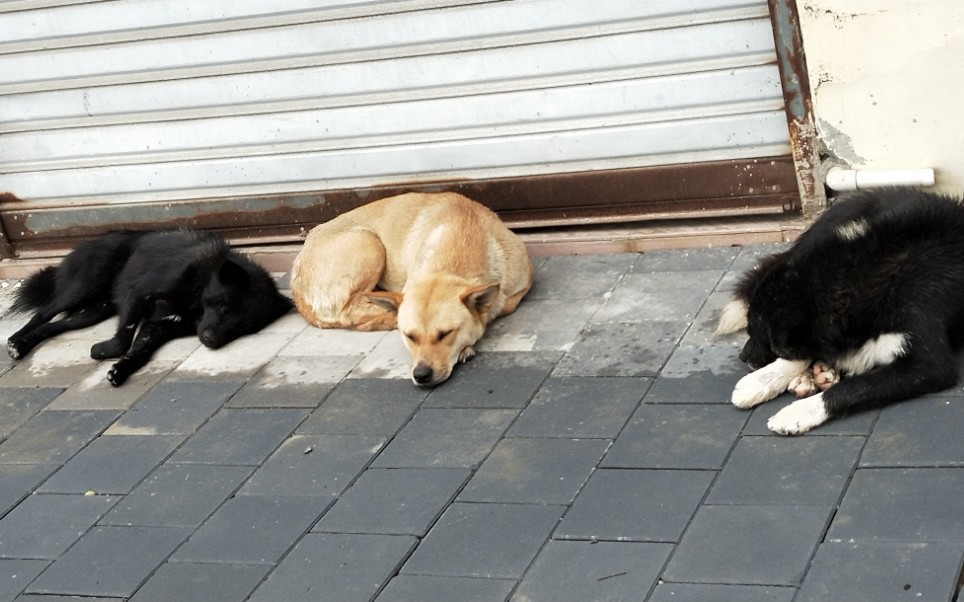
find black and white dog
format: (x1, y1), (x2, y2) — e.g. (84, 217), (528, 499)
(717, 187), (964, 434)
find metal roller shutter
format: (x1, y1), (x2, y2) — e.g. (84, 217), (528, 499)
(0, 0), (802, 257)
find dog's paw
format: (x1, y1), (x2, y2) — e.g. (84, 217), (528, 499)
(458, 345), (476, 364)
(788, 362), (840, 397)
(6, 339), (23, 360)
(767, 394), (830, 435)
(91, 338), (126, 360)
(732, 358), (811, 409)
(812, 362), (840, 390)
(106, 364), (129, 387)
(788, 373), (819, 398)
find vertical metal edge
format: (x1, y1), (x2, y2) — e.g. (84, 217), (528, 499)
(768, 0), (826, 216)
(0, 194), (17, 259)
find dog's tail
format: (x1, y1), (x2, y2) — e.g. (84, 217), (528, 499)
(715, 298), (749, 335)
(10, 266), (57, 313)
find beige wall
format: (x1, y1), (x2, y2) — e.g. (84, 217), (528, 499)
(798, 1), (964, 192)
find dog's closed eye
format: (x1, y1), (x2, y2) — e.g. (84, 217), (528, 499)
(403, 332), (419, 344)
(437, 330), (452, 341)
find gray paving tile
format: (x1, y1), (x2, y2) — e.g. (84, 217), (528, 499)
(129, 562), (271, 602)
(707, 436), (864, 505)
(861, 396), (964, 466)
(0, 411), (118, 464)
(507, 377), (646, 438)
(371, 409), (517, 469)
(101, 463), (252, 528)
(828, 468), (964, 543)
(0, 559), (49, 602)
(742, 394), (878, 436)
(459, 438), (610, 504)
(170, 408), (308, 465)
(173, 495), (329, 564)
(659, 344), (746, 378)
(554, 320), (687, 378)
(25, 525), (190, 598)
(46, 363), (170, 411)
(15, 594), (122, 602)
(38, 435), (183, 494)
(602, 404), (747, 469)
(248, 533), (417, 602)
(796, 541), (964, 602)
(477, 298), (600, 352)
(510, 541), (672, 602)
(278, 324), (384, 357)
(527, 254), (636, 301)
(0, 494), (118, 559)
(169, 332), (295, 382)
(0, 338), (99, 389)
(0, 389), (61, 438)
(556, 469), (714, 542)
(314, 468), (470, 536)
(0, 464), (59, 516)
(239, 434), (385, 497)
(635, 247), (740, 271)
(680, 290), (747, 347)
(594, 270), (719, 323)
(423, 353), (556, 409)
(376, 575), (515, 602)
(402, 502), (563, 579)
(726, 244), (789, 277)
(347, 332), (411, 380)
(648, 583), (795, 602)
(643, 373), (741, 404)
(228, 355), (361, 407)
(104, 381), (242, 436)
(663, 505), (833, 585)
(297, 378), (427, 435)
(226, 383), (331, 409)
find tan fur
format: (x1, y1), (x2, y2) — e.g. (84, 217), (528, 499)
(290, 192), (534, 386)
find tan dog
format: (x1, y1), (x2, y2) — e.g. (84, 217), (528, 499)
(290, 192), (534, 386)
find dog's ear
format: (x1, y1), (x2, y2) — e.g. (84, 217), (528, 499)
(362, 291), (403, 314)
(218, 259), (251, 287)
(461, 283), (500, 318)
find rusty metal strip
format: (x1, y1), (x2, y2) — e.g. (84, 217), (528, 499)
(0, 193), (19, 259)
(768, 0), (826, 216)
(0, 157), (798, 258)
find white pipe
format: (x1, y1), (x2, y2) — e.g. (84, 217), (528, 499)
(826, 166), (935, 191)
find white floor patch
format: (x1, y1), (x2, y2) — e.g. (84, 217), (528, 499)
(767, 394), (830, 435)
(732, 358), (811, 409)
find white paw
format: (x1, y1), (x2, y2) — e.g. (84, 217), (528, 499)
(767, 394), (830, 435)
(732, 358), (811, 409)
(788, 372), (819, 398)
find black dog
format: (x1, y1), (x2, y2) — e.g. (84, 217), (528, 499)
(717, 187), (964, 434)
(7, 230), (292, 386)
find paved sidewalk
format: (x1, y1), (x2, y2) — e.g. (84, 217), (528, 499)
(0, 244), (962, 601)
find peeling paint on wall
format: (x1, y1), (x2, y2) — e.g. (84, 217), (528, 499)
(798, 0), (964, 190)
(816, 119), (866, 166)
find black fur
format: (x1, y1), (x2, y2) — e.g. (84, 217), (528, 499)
(734, 187), (964, 420)
(7, 230), (292, 386)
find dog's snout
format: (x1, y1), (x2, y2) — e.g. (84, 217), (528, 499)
(413, 364), (434, 385)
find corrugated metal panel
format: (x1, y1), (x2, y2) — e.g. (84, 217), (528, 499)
(0, 0), (796, 255)
(1, 0), (787, 199)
